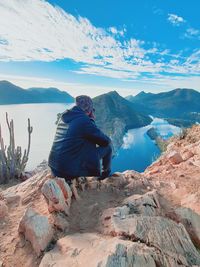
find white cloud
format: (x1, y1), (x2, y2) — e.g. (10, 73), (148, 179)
(168, 13), (185, 26)
(122, 131), (135, 149)
(0, 0), (199, 87)
(0, 73), (143, 97)
(109, 27), (118, 34)
(184, 27), (200, 40)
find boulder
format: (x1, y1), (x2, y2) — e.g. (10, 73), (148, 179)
(167, 151), (183, 164)
(123, 190), (160, 216)
(40, 232), (200, 267)
(39, 233), (161, 267)
(175, 207), (200, 247)
(103, 214), (200, 266)
(41, 178), (72, 216)
(54, 177), (72, 207)
(114, 205), (130, 219)
(18, 207), (54, 255)
(0, 200), (8, 219)
(52, 212), (69, 232)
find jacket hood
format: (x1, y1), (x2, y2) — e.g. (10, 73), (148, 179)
(62, 106), (87, 123)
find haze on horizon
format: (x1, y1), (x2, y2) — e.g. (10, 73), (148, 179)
(0, 0), (199, 98)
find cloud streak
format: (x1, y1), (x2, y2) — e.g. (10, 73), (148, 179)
(168, 13), (185, 26)
(0, 0), (199, 84)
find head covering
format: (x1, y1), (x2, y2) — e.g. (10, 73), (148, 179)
(76, 95), (94, 113)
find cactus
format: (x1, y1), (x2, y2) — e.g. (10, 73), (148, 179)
(0, 113), (33, 184)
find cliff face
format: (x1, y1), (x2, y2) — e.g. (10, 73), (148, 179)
(144, 124), (200, 214)
(0, 125), (200, 267)
(93, 91), (152, 153)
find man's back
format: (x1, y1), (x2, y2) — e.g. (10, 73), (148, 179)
(48, 105), (111, 178)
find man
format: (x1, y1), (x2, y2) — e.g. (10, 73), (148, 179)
(48, 95), (112, 182)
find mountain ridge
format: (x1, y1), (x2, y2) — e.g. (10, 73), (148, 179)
(126, 88), (200, 125)
(93, 90), (152, 152)
(0, 80), (74, 104)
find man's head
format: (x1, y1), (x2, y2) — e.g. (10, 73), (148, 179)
(76, 95), (95, 119)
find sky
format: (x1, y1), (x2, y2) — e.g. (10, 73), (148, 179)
(0, 0), (200, 97)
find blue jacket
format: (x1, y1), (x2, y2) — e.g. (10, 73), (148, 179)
(48, 106), (111, 178)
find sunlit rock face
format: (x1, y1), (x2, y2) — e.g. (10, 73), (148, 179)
(1, 125), (200, 267)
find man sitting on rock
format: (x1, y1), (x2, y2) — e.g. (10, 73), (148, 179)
(48, 95), (112, 185)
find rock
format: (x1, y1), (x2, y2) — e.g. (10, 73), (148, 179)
(114, 206), (130, 219)
(183, 150), (194, 161)
(123, 170), (143, 181)
(3, 192), (21, 205)
(105, 214), (200, 266)
(87, 180), (99, 190)
(40, 232), (200, 267)
(167, 151), (183, 164)
(39, 233), (160, 267)
(0, 200), (8, 219)
(52, 212), (69, 232)
(54, 177), (72, 207)
(41, 178), (71, 216)
(175, 207), (200, 247)
(107, 175), (127, 187)
(123, 190), (160, 216)
(18, 207), (54, 255)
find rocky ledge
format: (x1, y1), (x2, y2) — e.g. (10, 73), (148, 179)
(0, 125), (200, 267)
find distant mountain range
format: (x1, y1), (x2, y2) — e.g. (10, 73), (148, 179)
(0, 80), (74, 104)
(93, 91), (152, 152)
(126, 88), (200, 127)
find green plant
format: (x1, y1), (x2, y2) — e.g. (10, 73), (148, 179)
(0, 113), (33, 183)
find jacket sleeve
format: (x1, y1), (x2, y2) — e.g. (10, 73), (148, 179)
(83, 119), (111, 147)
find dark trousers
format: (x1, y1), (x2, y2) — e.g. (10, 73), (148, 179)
(97, 144), (112, 174)
(51, 144), (112, 180)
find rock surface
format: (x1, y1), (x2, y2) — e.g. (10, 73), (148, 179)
(0, 200), (8, 219)
(40, 233), (161, 267)
(167, 150), (183, 164)
(1, 125), (200, 267)
(41, 177), (72, 216)
(145, 125), (200, 215)
(18, 207), (54, 256)
(175, 207), (200, 247)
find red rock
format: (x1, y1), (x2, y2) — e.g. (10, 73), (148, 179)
(167, 151), (183, 164)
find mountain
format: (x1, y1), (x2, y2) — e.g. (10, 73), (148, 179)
(93, 91), (152, 152)
(0, 80), (74, 104)
(126, 88), (200, 126)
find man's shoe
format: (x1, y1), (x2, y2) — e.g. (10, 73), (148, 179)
(98, 170), (112, 181)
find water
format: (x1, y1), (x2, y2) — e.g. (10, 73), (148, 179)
(0, 104), (180, 172)
(0, 103), (73, 170)
(112, 117), (181, 172)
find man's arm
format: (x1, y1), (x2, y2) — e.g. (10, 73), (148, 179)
(83, 119), (111, 147)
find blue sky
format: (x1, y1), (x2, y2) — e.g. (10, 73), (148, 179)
(0, 0), (199, 97)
